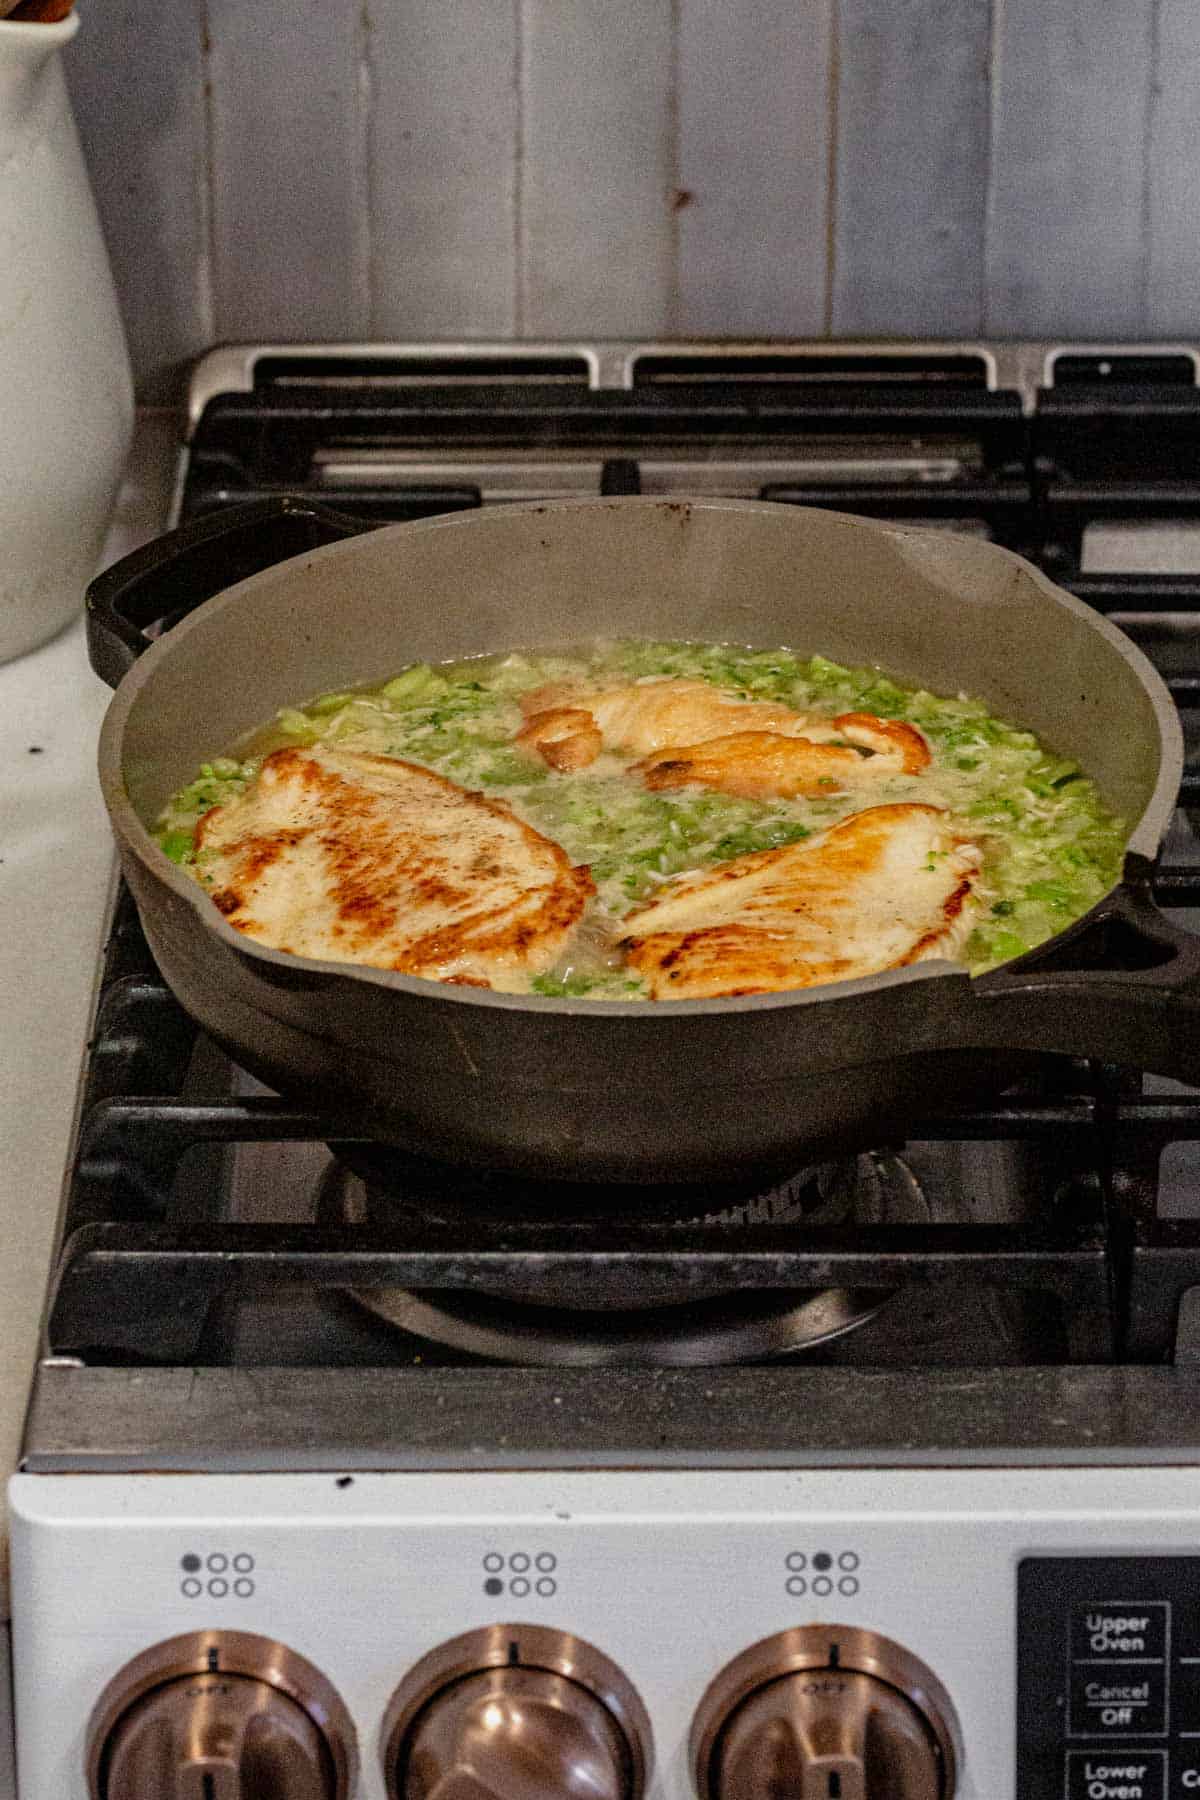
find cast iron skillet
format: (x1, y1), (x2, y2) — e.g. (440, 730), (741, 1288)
(88, 496), (1200, 1185)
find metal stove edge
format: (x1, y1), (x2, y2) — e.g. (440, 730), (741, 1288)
(185, 336), (1200, 432)
(20, 1362), (1200, 1474)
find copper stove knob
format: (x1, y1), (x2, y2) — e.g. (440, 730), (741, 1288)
(382, 1626), (653, 1800)
(716, 1669), (945, 1800)
(86, 1631), (358, 1800)
(692, 1626), (961, 1800)
(100, 1673), (333, 1800)
(403, 1666), (629, 1800)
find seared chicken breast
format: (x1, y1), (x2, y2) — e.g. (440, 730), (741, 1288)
(634, 714), (931, 800)
(192, 744), (594, 990)
(620, 803), (980, 999)
(516, 677), (820, 769)
(516, 677), (931, 803)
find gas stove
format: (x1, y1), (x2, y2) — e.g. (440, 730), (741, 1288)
(12, 341), (1200, 1800)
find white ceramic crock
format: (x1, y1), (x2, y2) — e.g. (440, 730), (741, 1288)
(0, 12), (132, 663)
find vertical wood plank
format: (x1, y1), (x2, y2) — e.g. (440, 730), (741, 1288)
(1147, 0), (1200, 334)
(987, 0), (1153, 336)
(832, 0), (990, 336)
(367, 0), (518, 337)
(64, 0), (210, 400)
(676, 0), (832, 336)
(206, 1), (367, 342)
(520, 0), (674, 336)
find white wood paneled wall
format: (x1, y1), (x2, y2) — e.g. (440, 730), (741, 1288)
(64, 0), (1200, 398)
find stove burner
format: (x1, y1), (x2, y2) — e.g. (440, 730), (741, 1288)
(319, 1153), (930, 1366)
(327, 1140), (862, 1229)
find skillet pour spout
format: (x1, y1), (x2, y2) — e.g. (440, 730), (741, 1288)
(89, 495), (1197, 1184)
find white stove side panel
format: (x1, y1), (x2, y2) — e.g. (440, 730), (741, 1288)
(0, 1627), (13, 1800)
(11, 1465), (1200, 1800)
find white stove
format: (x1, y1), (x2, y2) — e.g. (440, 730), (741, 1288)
(9, 341), (1200, 1800)
(13, 1465), (1200, 1800)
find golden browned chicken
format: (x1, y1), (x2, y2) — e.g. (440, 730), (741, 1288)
(516, 677), (819, 768)
(516, 678), (931, 802)
(619, 803), (980, 999)
(514, 705), (603, 771)
(634, 713), (931, 799)
(817, 713), (931, 774)
(192, 744), (594, 989)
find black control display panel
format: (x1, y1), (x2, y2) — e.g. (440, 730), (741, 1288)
(1019, 1558), (1200, 1800)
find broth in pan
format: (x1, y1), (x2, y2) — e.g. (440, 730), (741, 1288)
(156, 639), (1126, 998)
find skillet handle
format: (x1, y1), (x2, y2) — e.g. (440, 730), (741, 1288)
(86, 496), (375, 688)
(966, 863), (1200, 1081)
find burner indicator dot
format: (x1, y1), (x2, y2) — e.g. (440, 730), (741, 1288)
(839, 1577), (860, 1597)
(813, 1576), (834, 1598)
(509, 1553), (531, 1573)
(510, 1578), (531, 1598)
(786, 1577), (808, 1598)
(180, 1553), (201, 1572)
(535, 1552), (557, 1573)
(232, 1553), (255, 1574)
(180, 1578), (202, 1598)
(813, 1552), (833, 1572)
(483, 1578), (504, 1597)
(206, 1553), (228, 1574)
(234, 1579), (255, 1598)
(838, 1551), (860, 1572)
(536, 1578), (557, 1598)
(208, 1579), (228, 1599)
(785, 1552), (807, 1572)
(483, 1553), (504, 1574)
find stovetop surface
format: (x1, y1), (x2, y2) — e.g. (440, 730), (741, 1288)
(26, 340), (1200, 1471)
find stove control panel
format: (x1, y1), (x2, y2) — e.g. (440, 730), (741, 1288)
(1018, 1558), (1200, 1800)
(16, 1466), (1200, 1800)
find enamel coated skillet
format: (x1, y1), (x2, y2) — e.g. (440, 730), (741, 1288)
(88, 496), (1200, 1185)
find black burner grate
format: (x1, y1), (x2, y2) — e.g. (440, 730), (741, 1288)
(47, 890), (1200, 1370)
(49, 347), (1200, 1380)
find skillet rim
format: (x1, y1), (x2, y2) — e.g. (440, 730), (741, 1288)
(98, 496), (1184, 1018)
